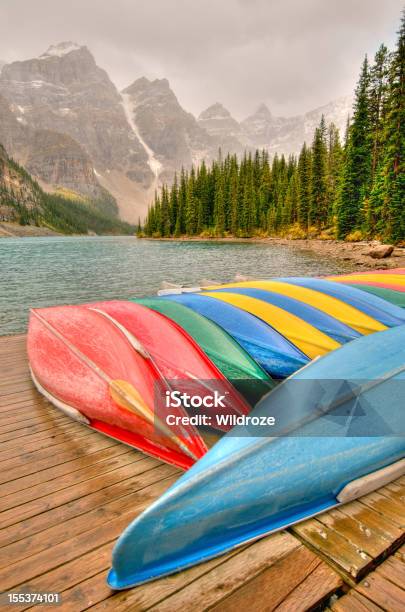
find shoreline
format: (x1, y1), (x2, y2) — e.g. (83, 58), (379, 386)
(0, 223), (62, 238)
(2, 222), (404, 269)
(141, 236), (405, 269)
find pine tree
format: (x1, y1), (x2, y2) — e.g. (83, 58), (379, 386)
(369, 44), (391, 179)
(214, 169), (225, 236)
(327, 123), (343, 225)
(169, 173), (178, 234)
(297, 143), (312, 228)
(378, 12), (405, 242)
(160, 186), (171, 236)
(337, 57), (372, 238)
(309, 116), (328, 227)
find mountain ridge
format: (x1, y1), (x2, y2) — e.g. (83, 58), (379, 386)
(0, 42), (353, 222)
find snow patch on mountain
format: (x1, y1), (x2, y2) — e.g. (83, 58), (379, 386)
(40, 42), (82, 59)
(120, 92), (162, 179)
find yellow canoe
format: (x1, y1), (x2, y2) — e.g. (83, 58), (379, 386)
(203, 281), (387, 336)
(203, 291), (340, 359)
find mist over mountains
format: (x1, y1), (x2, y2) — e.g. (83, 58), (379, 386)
(0, 42), (352, 222)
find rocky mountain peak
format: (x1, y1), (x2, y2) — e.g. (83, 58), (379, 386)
(199, 103), (232, 120)
(40, 42), (84, 59)
(123, 77), (176, 106)
(252, 103), (272, 119)
(0, 42), (101, 88)
(197, 103), (246, 157)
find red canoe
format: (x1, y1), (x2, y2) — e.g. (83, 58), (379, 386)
(28, 304), (208, 469)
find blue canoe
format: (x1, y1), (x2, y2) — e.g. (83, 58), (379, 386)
(107, 325), (405, 589)
(208, 286), (360, 345)
(279, 277), (405, 328)
(164, 293), (308, 378)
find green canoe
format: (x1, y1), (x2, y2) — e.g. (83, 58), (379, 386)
(133, 297), (274, 405)
(350, 284), (405, 308)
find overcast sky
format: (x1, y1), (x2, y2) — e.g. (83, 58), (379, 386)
(0, 0), (403, 119)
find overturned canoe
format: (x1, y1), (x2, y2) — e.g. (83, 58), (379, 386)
(277, 277), (405, 327)
(202, 280), (387, 335)
(349, 284), (405, 308)
(107, 325), (405, 589)
(163, 293), (309, 378)
(133, 297), (274, 405)
(327, 272), (405, 292)
(28, 304), (208, 469)
(206, 286), (360, 345)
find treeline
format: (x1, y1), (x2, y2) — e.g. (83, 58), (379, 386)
(143, 13), (404, 243)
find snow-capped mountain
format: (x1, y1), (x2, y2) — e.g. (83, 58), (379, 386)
(197, 103), (247, 156)
(122, 77), (216, 183)
(241, 97), (353, 155)
(0, 43), (151, 220)
(0, 42), (354, 221)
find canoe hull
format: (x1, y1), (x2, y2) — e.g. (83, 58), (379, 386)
(107, 325), (405, 589)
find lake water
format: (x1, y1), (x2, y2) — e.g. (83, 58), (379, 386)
(0, 236), (354, 336)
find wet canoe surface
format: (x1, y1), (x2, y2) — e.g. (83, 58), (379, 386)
(133, 297), (274, 405)
(202, 280), (386, 335)
(202, 290), (340, 359)
(163, 293), (308, 378)
(349, 283), (405, 307)
(83, 301), (251, 429)
(27, 305), (206, 470)
(207, 286), (360, 344)
(277, 277), (405, 327)
(107, 325), (405, 589)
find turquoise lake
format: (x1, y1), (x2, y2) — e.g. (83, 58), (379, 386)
(0, 236), (354, 336)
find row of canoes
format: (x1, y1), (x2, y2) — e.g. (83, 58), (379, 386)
(26, 268), (405, 589)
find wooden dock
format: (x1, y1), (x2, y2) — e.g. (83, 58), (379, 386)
(0, 334), (404, 611)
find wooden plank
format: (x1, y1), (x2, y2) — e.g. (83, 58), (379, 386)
(0, 389), (46, 407)
(0, 434), (119, 484)
(0, 412), (68, 434)
(0, 474), (178, 591)
(376, 555), (405, 589)
(0, 424), (93, 458)
(0, 463), (175, 568)
(0, 456), (164, 531)
(0, 444), (132, 498)
(0, 463), (176, 549)
(273, 561), (343, 611)
(203, 543), (339, 612)
(0, 417), (80, 442)
(338, 499), (404, 545)
(292, 517), (373, 582)
(360, 491), (405, 528)
(0, 448), (139, 513)
(331, 590), (384, 611)
(355, 571), (405, 609)
(317, 506), (401, 559)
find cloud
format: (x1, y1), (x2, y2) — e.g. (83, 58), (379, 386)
(0, 0), (402, 118)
